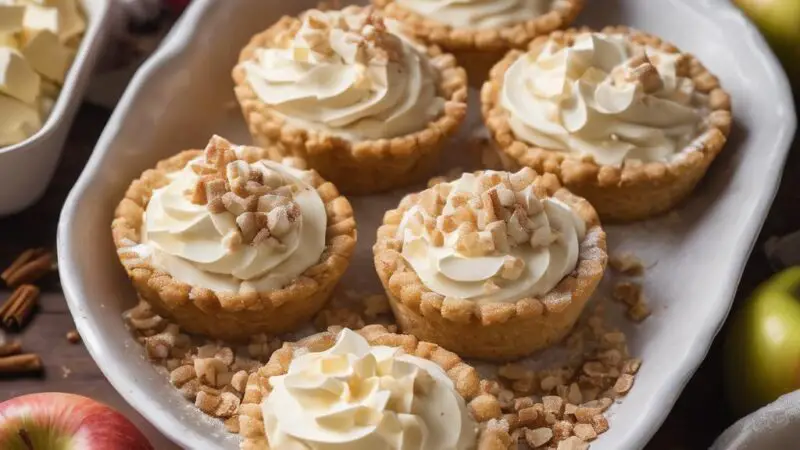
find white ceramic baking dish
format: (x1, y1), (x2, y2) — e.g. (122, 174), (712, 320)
(57, 0), (797, 448)
(0, 0), (114, 216)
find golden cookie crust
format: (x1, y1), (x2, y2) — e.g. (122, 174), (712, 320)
(232, 8), (468, 195)
(112, 146), (357, 341)
(372, 170), (607, 361)
(373, 0), (584, 86)
(481, 26), (733, 222)
(372, 0), (584, 53)
(238, 325), (515, 450)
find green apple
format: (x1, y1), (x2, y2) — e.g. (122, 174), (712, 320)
(734, 0), (800, 79)
(724, 267), (800, 416)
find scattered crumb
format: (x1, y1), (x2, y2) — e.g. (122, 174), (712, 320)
(612, 281), (652, 323)
(313, 306), (365, 331)
(60, 365), (71, 378)
(313, 290), (393, 330)
(627, 302), (652, 323)
(609, 252), (645, 276)
(66, 329), (81, 344)
(612, 282), (641, 307)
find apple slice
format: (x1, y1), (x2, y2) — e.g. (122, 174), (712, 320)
(0, 393), (153, 450)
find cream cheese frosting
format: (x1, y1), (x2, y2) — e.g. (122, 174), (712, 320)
(396, 0), (553, 30)
(501, 32), (708, 166)
(397, 170), (585, 303)
(134, 137), (327, 294)
(262, 328), (477, 450)
(0, 0), (82, 147)
(243, 7), (445, 141)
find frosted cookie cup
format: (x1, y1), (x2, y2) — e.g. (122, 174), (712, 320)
(372, 0), (584, 86)
(482, 26), (733, 222)
(233, 6), (468, 195)
(238, 325), (514, 450)
(374, 168), (607, 361)
(112, 136), (357, 340)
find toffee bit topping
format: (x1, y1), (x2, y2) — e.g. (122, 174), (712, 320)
(611, 53), (664, 94)
(608, 252), (645, 276)
(421, 168), (558, 260)
(187, 136), (302, 248)
(291, 7), (404, 66)
(360, 10), (403, 64)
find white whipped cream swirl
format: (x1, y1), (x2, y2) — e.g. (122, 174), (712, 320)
(501, 32), (708, 166)
(396, 0), (553, 30)
(139, 155), (326, 294)
(398, 171), (585, 303)
(262, 329), (477, 450)
(243, 7), (445, 141)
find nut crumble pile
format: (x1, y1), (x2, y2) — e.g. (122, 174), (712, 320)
(124, 300), (282, 433)
(477, 300), (641, 449)
(125, 286), (643, 449)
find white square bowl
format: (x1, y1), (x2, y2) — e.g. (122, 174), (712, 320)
(0, 0), (114, 215)
(57, 0), (797, 449)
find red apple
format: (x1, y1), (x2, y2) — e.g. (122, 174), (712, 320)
(0, 393), (153, 450)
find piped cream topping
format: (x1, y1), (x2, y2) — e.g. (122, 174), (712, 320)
(397, 169), (585, 303)
(243, 7), (445, 141)
(501, 32), (709, 166)
(137, 136), (327, 294)
(396, 0), (553, 30)
(262, 329), (477, 450)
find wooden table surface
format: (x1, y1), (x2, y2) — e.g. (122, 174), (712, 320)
(0, 100), (797, 449)
(0, 105), (178, 450)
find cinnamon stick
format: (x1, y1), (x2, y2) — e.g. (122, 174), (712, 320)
(0, 284), (39, 330)
(0, 340), (22, 357)
(1, 248), (44, 280)
(0, 353), (42, 374)
(1, 248), (53, 287)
